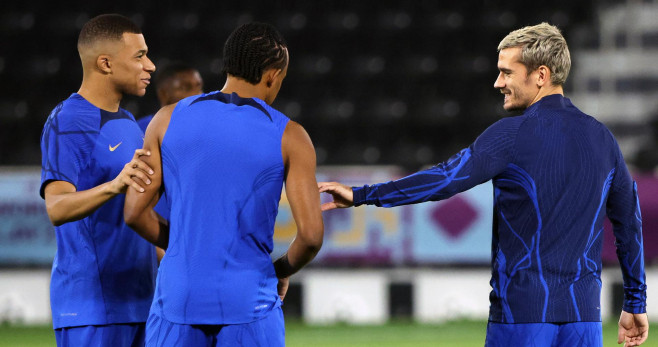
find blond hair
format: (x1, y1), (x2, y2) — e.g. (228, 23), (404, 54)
(498, 22), (571, 85)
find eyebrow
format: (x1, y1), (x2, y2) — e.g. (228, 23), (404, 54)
(136, 49), (147, 56)
(499, 67), (512, 73)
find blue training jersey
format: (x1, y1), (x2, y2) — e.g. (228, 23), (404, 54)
(40, 93), (157, 329)
(151, 91), (289, 325)
(137, 114), (153, 133)
(353, 94), (646, 323)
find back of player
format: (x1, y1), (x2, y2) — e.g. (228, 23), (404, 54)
(487, 95), (640, 324)
(126, 22), (324, 347)
(151, 91), (288, 324)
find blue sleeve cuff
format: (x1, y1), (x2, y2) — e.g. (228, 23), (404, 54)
(352, 185), (368, 207)
(622, 304), (647, 314)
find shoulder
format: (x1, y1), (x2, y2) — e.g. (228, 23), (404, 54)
(44, 94), (99, 133)
(149, 103), (177, 137)
(282, 120), (315, 162)
(482, 115), (527, 136)
(253, 98), (290, 123)
(563, 99), (618, 142)
(283, 121), (312, 147)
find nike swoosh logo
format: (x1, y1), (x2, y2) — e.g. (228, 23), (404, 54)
(109, 142), (122, 151)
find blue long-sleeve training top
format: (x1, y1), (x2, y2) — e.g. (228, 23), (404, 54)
(353, 94), (646, 323)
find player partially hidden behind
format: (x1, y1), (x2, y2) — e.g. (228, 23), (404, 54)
(319, 23), (648, 346)
(39, 14), (157, 347)
(136, 62), (204, 133)
(124, 22), (324, 346)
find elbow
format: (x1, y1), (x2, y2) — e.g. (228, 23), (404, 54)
(123, 208), (140, 229)
(50, 215), (65, 227)
(45, 205), (65, 227)
(298, 224), (324, 254)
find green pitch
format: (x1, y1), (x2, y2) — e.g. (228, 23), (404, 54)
(0, 320), (654, 347)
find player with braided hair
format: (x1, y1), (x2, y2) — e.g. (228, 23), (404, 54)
(125, 22), (323, 347)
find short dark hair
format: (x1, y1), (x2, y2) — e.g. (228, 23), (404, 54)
(78, 14), (141, 49)
(155, 61), (198, 86)
(222, 22), (288, 85)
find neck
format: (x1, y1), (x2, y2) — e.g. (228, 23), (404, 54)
(530, 84), (564, 106)
(220, 77), (267, 102)
(77, 73), (122, 112)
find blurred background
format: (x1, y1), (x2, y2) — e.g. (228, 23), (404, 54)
(1, 0), (658, 345)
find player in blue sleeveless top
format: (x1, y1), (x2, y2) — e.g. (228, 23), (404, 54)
(319, 23), (648, 347)
(125, 23), (324, 347)
(40, 14), (158, 347)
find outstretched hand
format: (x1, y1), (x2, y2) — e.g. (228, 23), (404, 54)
(618, 311), (649, 346)
(318, 182), (354, 211)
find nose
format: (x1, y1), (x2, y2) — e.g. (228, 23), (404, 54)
(144, 56), (156, 73)
(493, 72), (504, 89)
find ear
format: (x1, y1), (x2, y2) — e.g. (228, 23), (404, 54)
(97, 54), (112, 74)
(536, 65), (551, 87)
(265, 68), (282, 88)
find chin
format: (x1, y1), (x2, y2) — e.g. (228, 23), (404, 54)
(133, 89), (147, 97)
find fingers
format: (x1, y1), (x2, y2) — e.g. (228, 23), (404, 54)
(318, 181), (350, 191)
(112, 152), (156, 194)
(128, 176), (147, 193)
(131, 150), (154, 175)
(635, 330), (648, 345)
(122, 161), (152, 191)
(321, 202), (338, 211)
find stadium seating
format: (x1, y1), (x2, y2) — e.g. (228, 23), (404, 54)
(2, 0), (656, 171)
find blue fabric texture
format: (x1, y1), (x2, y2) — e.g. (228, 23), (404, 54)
(40, 93), (157, 329)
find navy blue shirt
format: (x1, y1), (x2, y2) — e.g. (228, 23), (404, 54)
(40, 93), (157, 328)
(354, 94), (646, 323)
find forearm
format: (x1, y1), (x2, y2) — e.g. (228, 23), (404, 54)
(46, 181), (118, 226)
(353, 149), (477, 207)
(124, 195), (169, 249)
(274, 234), (322, 279)
(609, 172), (646, 312)
(616, 239), (647, 313)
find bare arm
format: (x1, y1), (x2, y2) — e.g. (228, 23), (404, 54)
(44, 149), (153, 226)
(124, 104), (174, 249)
(273, 121), (324, 298)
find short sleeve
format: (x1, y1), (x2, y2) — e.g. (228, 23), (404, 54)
(40, 104), (97, 198)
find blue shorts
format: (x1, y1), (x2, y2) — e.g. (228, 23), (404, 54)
(55, 323), (145, 347)
(146, 307), (284, 347)
(485, 321), (602, 347)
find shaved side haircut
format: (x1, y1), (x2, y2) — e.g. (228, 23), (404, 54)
(78, 14), (141, 51)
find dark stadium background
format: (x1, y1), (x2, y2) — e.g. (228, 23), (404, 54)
(1, 0), (614, 171)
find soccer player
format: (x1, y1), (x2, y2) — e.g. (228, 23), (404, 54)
(136, 62), (204, 133)
(40, 14), (157, 347)
(124, 22), (324, 346)
(319, 23), (648, 347)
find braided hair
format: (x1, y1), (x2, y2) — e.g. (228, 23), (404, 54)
(78, 14), (141, 49)
(222, 22), (288, 85)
